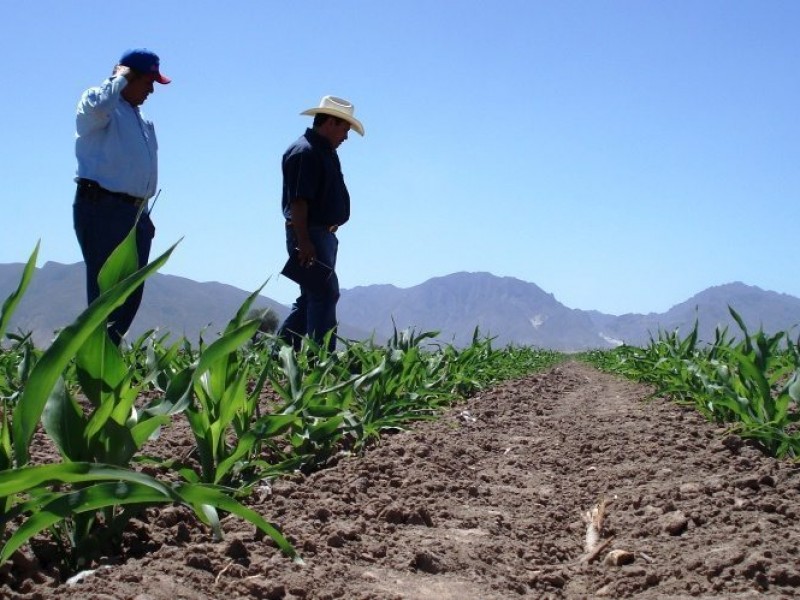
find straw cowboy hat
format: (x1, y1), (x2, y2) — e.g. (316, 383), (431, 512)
(301, 95), (365, 136)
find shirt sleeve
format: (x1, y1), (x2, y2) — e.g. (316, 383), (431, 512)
(76, 76), (128, 135)
(284, 149), (322, 204)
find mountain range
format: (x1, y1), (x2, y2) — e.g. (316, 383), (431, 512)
(1, 261), (799, 351)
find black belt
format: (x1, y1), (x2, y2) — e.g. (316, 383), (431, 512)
(75, 178), (146, 208)
(285, 220), (339, 233)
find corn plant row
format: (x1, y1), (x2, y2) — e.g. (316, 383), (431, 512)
(0, 237), (562, 576)
(581, 308), (800, 459)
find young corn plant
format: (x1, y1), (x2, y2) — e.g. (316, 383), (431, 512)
(3, 229), (298, 569)
(0, 242), (41, 417)
(341, 328), (459, 448)
(179, 286), (301, 486)
(696, 308), (800, 457)
(0, 241), (39, 347)
(124, 328), (190, 395)
(268, 341), (354, 465)
(38, 229), (188, 469)
(0, 462), (297, 568)
(598, 322), (703, 405)
(0, 242), (40, 538)
(583, 308), (800, 459)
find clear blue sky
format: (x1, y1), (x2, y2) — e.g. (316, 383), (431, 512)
(3, 1), (798, 316)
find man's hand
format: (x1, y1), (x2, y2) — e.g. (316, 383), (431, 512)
(113, 65), (134, 80)
(289, 198), (317, 266)
(296, 238), (317, 267)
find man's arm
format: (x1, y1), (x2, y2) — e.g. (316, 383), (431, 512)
(289, 198), (316, 266)
(75, 65), (132, 135)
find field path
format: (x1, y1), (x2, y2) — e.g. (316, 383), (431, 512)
(8, 361), (800, 599)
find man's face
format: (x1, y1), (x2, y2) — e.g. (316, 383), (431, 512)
(321, 118), (351, 149)
(122, 72), (157, 106)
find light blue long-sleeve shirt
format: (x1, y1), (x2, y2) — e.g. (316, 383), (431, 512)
(75, 76), (158, 200)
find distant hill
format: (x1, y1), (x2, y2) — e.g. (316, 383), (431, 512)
(0, 261), (292, 346)
(337, 272), (603, 350)
(588, 282), (800, 347)
(338, 273), (800, 350)
(2, 263), (798, 350)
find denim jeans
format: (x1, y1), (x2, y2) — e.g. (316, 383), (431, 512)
(278, 226), (340, 352)
(73, 186), (155, 345)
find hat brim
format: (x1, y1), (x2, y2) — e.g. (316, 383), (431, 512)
(301, 108), (364, 136)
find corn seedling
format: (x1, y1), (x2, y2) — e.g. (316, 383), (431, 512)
(1, 232), (297, 569)
(180, 286), (278, 485)
(582, 307), (800, 458)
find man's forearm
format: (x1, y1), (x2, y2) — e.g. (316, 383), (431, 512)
(289, 199), (311, 245)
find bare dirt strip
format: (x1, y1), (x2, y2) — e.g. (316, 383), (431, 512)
(3, 361), (800, 599)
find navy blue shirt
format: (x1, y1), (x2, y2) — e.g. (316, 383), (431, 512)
(282, 128), (350, 227)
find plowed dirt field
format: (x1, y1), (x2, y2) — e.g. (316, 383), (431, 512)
(4, 361), (800, 599)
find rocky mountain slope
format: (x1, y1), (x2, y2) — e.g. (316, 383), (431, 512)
(2, 263), (798, 350)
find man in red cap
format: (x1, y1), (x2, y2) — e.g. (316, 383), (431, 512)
(73, 49), (170, 344)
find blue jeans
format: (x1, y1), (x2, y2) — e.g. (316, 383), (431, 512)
(278, 226), (340, 352)
(73, 186), (155, 345)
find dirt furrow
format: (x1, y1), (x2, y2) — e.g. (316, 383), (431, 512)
(5, 361), (800, 599)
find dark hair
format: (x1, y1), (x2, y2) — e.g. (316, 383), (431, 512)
(313, 114), (345, 129)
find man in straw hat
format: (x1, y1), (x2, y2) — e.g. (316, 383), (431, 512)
(277, 95), (365, 352)
(73, 48), (170, 345)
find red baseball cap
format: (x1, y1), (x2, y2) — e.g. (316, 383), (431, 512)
(120, 49), (171, 84)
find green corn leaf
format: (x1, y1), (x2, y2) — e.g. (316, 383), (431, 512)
(278, 345), (302, 401)
(0, 462), (172, 498)
(214, 431), (259, 484)
(252, 414), (298, 438)
(0, 241), (39, 341)
(0, 480), (175, 564)
(224, 282), (267, 335)
(110, 377), (140, 426)
(97, 419), (137, 466)
(307, 415), (344, 443)
(268, 376), (292, 404)
(192, 320), (261, 384)
(130, 415), (171, 447)
(787, 373), (800, 403)
(208, 421), (225, 463)
(75, 325), (127, 407)
(177, 467), (201, 484)
(728, 306), (753, 353)
(248, 455), (308, 478)
(217, 374), (248, 430)
(184, 411), (215, 482)
(146, 365), (194, 416)
(97, 216), (141, 293)
(173, 483), (298, 560)
(247, 355), (278, 406)
(720, 346), (771, 407)
(84, 391), (118, 443)
(0, 409), (12, 474)
(196, 362), (227, 415)
(305, 404), (345, 418)
(41, 377), (90, 462)
(197, 503), (222, 541)
(13, 242), (179, 466)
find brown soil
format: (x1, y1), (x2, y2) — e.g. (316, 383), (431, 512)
(3, 361), (800, 599)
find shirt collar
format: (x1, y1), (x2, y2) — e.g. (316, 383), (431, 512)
(304, 127), (334, 152)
